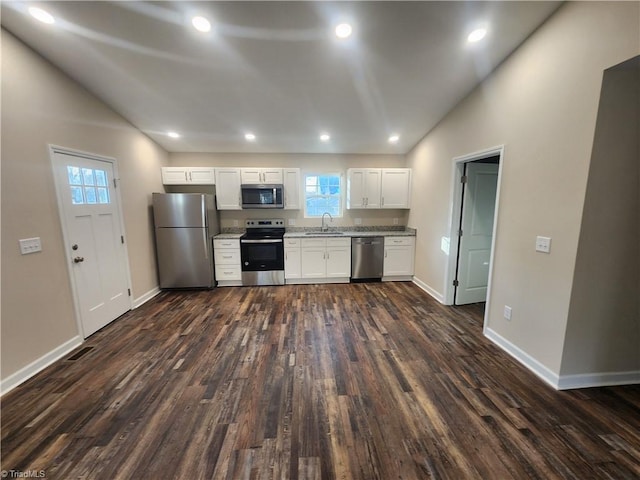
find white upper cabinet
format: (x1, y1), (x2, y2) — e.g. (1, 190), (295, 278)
(283, 168), (301, 210)
(161, 167), (215, 185)
(347, 169), (381, 209)
(348, 168), (410, 209)
(381, 168), (412, 209)
(240, 168), (283, 185)
(214, 168), (242, 210)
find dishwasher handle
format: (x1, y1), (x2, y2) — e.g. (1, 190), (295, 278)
(352, 237), (383, 245)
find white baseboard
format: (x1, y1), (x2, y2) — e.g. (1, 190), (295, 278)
(132, 286), (161, 309)
(1, 335), (84, 396)
(557, 370), (640, 390)
(412, 276), (444, 303)
(485, 327), (640, 390)
(484, 327), (561, 390)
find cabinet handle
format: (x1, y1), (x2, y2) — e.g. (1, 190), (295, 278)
(382, 196), (385, 207)
(385, 250), (388, 258)
(185, 172), (188, 182)
(189, 171), (193, 181)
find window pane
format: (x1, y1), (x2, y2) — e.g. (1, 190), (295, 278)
(304, 173), (343, 217)
(85, 187), (97, 204)
(67, 166), (82, 185)
(70, 186), (84, 204)
(82, 168), (95, 186)
(97, 187), (110, 204)
(95, 169), (107, 187)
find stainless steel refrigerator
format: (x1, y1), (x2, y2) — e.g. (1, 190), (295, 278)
(152, 192), (220, 288)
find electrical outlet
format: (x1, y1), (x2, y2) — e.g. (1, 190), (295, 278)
(233, 220), (239, 227)
(393, 218), (399, 225)
(504, 305), (512, 321)
(19, 237), (42, 255)
(535, 236), (551, 253)
(288, 218), (296, 226)
(354, 218), (362, 225)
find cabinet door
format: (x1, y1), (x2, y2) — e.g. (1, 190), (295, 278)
(301, 248), (326, 278)
(215, 169), (242, 210)
(364, 169), (382, 208)
(326, 247), (351, 278)
(188, 168), (216, 185)
(161, 167), (189, 185)
(262, 168), (283, 184)
(283, 168), (301, 210)
(384, 246), (415, 276)
(240, 168), (262, 184)
(347, 169), (366, 209)
(381, 169), (411, 209)
(285, 247), (302, 279)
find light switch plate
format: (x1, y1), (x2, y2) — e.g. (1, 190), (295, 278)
(504, 305), (512, 321)
(288, 218), (296, 226)
(20, 237), (42, 255)
(536, 236), (551, 253)
(354, 218), (362, 225)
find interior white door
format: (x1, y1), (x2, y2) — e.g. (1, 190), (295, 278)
(53, 151), (131, 337)
(455, 162), (499, 305)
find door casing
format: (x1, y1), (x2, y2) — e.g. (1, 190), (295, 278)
(443, 145), (504, 320)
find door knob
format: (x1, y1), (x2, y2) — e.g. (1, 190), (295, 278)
(73, 256), (85, 263)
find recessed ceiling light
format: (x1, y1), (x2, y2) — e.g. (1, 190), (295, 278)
(167, 131), (180, 139)
(29, 7), (55, 24)
(245, 133), (256, 142)
(335, 23), (353, 39)
(467, 28), (487, 43)
(320, 133), (331, 142)
(192, 16), (211, 33)
(388, 134), (400, 144)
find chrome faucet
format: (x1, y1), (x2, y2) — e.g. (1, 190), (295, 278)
(321, 212), (333, 232)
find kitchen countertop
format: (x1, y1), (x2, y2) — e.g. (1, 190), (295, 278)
(284, 228), (416, 238)
(215, 228), (416, 239)
(214, 232), (244, 239)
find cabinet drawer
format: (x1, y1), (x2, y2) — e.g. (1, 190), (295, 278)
(214, 238), (240, 249)
(326, 237), (350, 247)
(214, 249), (241, 265)
(385, 236), (415, 247)
(284, 238), (301, 247)
(301, 238), (326, 248)
(215, 265), (241, 280)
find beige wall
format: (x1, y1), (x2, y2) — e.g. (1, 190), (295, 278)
(561, 57), (640, 376)
(169, 152), (409, 228)
(1, 30), (168, 381)
(406, 2), (639, 375)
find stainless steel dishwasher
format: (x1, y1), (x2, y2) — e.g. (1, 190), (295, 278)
(351, 236), (384, 281)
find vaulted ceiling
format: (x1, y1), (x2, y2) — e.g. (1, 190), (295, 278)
(1, 1), (561, 154)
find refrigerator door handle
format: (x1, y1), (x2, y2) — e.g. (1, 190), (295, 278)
(203, 229), (209, 259)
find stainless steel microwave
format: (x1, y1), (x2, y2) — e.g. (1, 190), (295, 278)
(241, 184), (284, 209)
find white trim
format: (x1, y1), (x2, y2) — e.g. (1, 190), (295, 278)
(132, 286), (161, 309)
(484, 327), (560, 390)
(1, 336), (83, 396)
(49, 145), (134, 338)
(412, 276), (445, 303)
(557, 371), (640, 390)
(444, 145), (505, 307)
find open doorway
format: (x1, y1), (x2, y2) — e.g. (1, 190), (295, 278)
(444, 146), (504, 307)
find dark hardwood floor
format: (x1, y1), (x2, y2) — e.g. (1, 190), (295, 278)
(2, 282), (639, 479)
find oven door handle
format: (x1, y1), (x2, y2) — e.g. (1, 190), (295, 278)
(241, 239), (283, 244)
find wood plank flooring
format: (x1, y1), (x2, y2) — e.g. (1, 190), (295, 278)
(2, 282), (639, 479)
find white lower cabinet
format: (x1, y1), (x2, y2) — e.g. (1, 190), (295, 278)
(213, 238), (242, 286)
(284, 238), (301, 280)
(287, 237), (351, 283)
(383, 236), (415, 280)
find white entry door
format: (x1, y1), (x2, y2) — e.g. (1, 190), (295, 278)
(455, 162), (499, 305)
(52, 150), (131, 337)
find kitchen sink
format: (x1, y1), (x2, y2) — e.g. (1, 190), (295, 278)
(304, 231), (345, 235)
